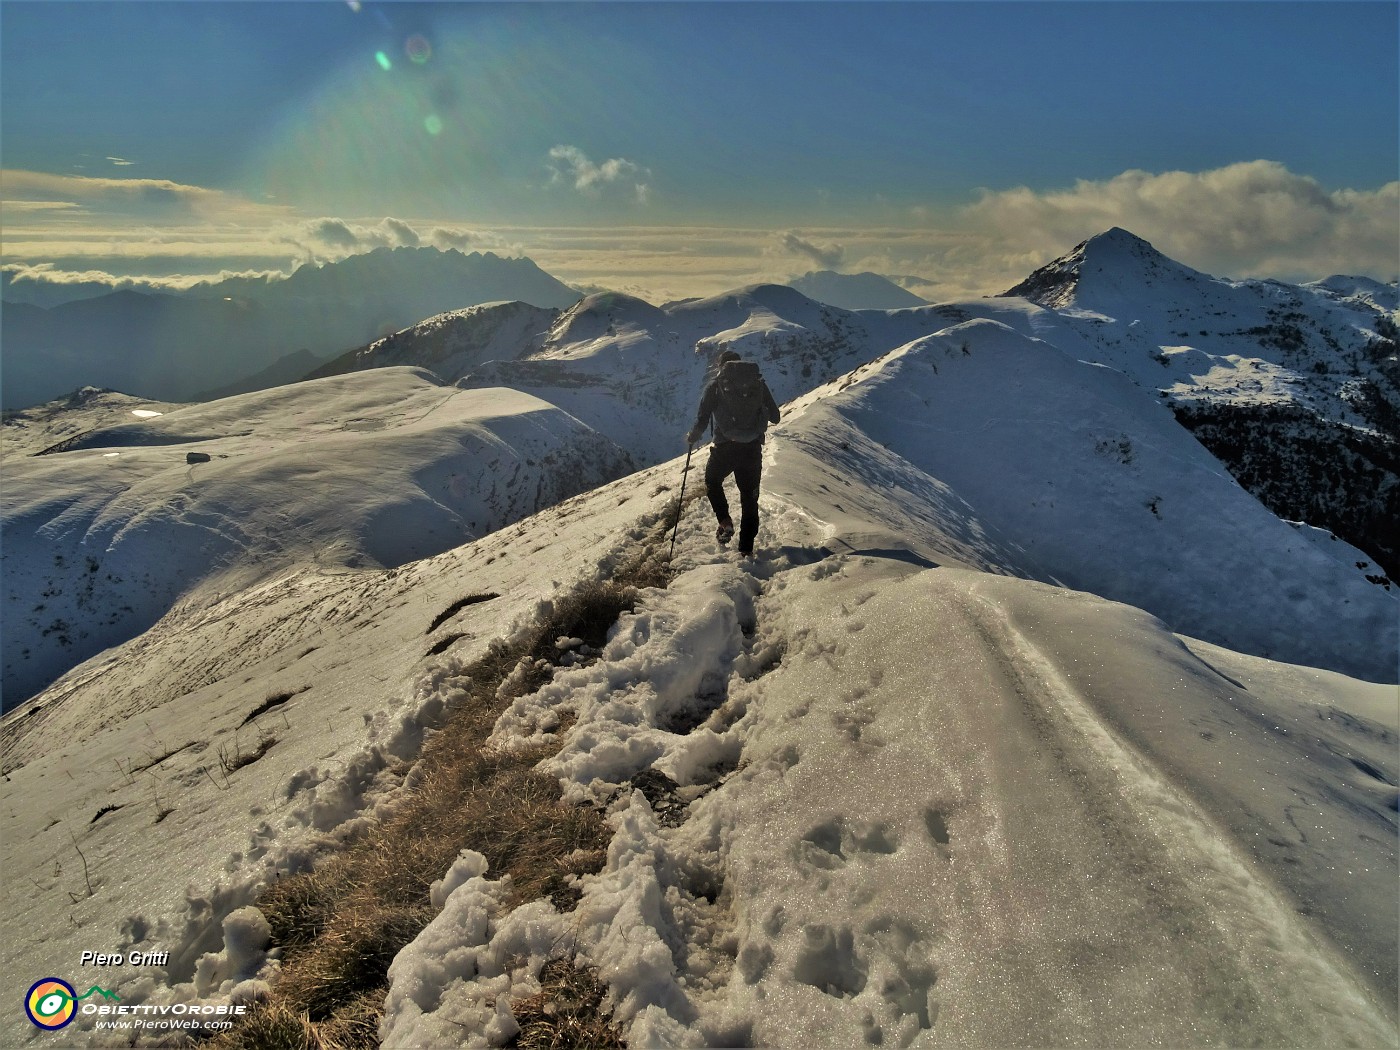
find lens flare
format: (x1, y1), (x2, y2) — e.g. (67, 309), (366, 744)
(249, 19), (549, 215)
(406, 35), (432, 65)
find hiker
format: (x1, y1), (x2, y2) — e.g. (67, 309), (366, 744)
(686, 349), (781, 556)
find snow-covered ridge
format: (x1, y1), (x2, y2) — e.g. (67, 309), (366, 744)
(997, 228), (1399, 585)
(384, 395), (1397, 1046)
(308, 301), (560, 382)
(2, 228), (1396, 1048)
(1, 369), (632, 708)
(763, 317), (1396, 681)
(0, 248), (584, 409)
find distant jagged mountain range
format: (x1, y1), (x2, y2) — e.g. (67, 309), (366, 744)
(7, 229), (1396, 585)
(0, 253), (942, 411)
(296, 230), (1397, 582)
(0, 248), (582, 408)
(5, 229), (1397, 1050)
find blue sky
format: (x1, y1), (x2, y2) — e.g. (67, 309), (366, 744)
(2, 1), (1397, 299)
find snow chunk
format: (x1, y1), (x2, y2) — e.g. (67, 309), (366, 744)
(381, 865), (570, 1048)
(192, 906), (277, 998)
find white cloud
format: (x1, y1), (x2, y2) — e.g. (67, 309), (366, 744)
(288, 218), (498, 261)
(960, 161), (1400, 284)
(547, 145), (651, 202)
(303, 218), (363, 250)
(1, 261), (287, 292)
(1, 200), (82, 214)
(426, 226), (520, 254)
(0, 210), (510, 294)
(382, 217), (421, 247)
(3, 163), (1392, 306)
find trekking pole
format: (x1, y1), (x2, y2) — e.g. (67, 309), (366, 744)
(669, 444), (694, 561)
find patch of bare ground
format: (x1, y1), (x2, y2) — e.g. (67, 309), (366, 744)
(507, 959), (625, 1050)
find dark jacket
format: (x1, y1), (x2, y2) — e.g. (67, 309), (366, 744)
(688, 369), (781, 446)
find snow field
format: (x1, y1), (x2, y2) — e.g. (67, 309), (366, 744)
(770, 319), (1396, 681)
(2, 369), (633, 707)
(3, 242), (1396, 1049)
(384, 485), (1395, 1047)
(0, 458), (683, 1048)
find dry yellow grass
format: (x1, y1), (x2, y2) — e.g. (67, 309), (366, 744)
(509, 959), (626, 1050)
(211, 507), (679, 1049)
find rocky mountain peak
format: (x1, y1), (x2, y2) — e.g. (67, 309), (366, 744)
(1000, 227), (1206, 309)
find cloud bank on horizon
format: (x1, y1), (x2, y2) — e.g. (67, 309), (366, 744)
(3, 160), (1395, 303)
(2, 1), (1394, 302)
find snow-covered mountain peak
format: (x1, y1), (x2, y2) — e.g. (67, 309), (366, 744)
(1080, 226), (1198, 272)
(1002, 227), (1217, 310)
(732, 281), (847, 316)
(1305, 274), (1400, 312)
(4, 233), (1399, 1050)
(309, 300), (558, 381)
(787, 270), (930, 311)
(664, 283), (828, 331)
(667, 285), (855, 355)
(543, 291), (669, 347)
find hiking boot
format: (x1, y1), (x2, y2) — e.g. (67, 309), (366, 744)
(716, 519), (734, 545)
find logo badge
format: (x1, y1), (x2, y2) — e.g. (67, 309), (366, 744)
(25, 979), (77, 1030)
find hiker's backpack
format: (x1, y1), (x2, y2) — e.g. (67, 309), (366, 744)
(712, 360), (769, 443)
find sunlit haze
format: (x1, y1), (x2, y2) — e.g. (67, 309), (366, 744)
(2, 1), (1396, 303)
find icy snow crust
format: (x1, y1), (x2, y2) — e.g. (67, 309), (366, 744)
(376, 321), (1396, 1049)
(387, 535), (1396, 1048)
(2, 266), (1396, 1047)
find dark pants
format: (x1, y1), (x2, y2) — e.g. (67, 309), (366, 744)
(705, 440), (763, 552)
